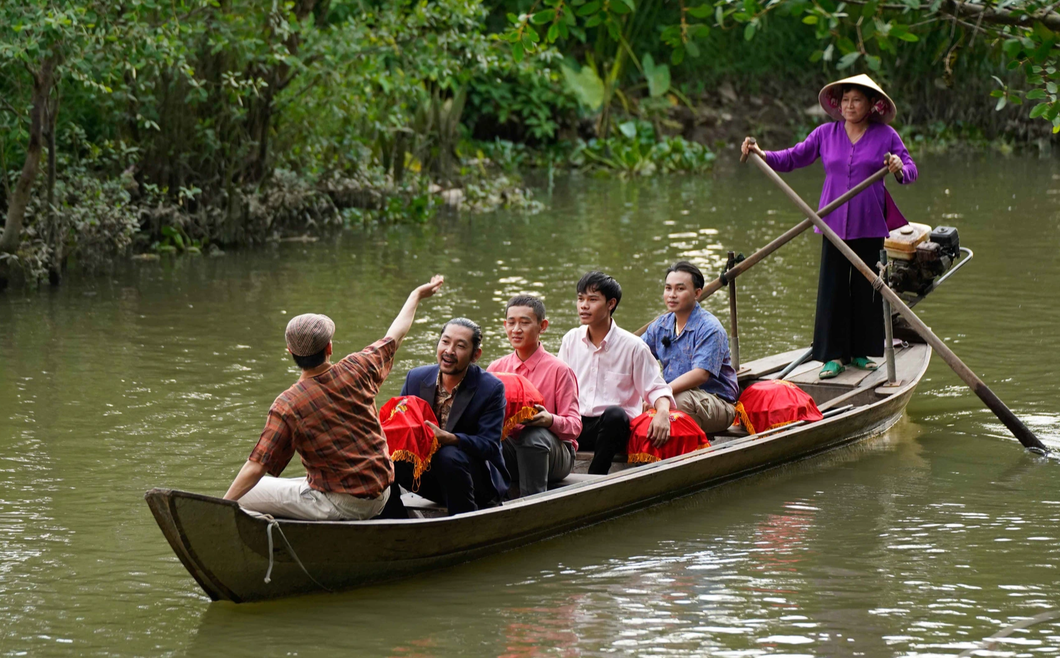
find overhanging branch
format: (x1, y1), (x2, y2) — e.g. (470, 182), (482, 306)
(940, 0), (1060, 31)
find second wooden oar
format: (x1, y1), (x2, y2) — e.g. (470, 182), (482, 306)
(633, 159), (891, 337)
(745, 150), (1049, 454)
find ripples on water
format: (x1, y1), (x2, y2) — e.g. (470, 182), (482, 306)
(2, 155), (1060, 656)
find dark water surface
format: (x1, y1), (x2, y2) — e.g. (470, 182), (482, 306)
(2, 155), (1060, 657)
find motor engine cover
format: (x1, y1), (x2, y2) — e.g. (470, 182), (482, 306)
(929, 226), (960, 260)
(886, 240), (951, 294)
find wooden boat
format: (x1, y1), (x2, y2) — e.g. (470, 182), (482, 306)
(145, 341), (931, 603)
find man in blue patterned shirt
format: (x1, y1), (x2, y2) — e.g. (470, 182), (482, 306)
(641, 262), (739, 434)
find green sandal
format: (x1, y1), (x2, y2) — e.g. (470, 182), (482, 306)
(850, 356), (879, 371)
(819, 360), (845, 379)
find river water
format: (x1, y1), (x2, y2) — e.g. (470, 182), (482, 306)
(2, 154), (1060, 657)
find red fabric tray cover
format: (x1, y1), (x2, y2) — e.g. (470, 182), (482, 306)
(492, 372), (546, 439)
(627, 409), (710, 464)
(734, 379), (823, 435)
(380, 396), (440, 490)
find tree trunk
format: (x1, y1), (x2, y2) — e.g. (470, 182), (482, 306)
(242, 0), (317, 184)
(0, 56), (58, 255)
(46, 91), (62, 286)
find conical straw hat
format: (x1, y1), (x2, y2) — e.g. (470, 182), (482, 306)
(818, 74), (896, 124)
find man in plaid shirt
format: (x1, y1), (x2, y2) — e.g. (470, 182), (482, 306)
(223, 275), (444, 520)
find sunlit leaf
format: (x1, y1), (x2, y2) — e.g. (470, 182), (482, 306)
(560, 62), (605, 109)
(836, 51), (860, 70)
(643, 53), (671, 97)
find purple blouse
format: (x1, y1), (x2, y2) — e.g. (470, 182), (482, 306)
(765, 121), (917, 240)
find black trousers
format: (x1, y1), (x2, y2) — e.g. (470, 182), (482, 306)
(578, 407), (631, 475)
(392, 445), (495, 516)
(812, 236), (886, 363)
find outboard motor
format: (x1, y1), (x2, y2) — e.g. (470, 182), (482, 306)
(884, 223), (960, 296)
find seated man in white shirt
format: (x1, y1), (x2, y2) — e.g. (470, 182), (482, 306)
(558, 271), (676, 475)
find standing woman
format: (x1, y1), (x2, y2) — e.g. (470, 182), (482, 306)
(741, 74), (917, 379)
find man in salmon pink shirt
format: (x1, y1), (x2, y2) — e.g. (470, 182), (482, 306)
(487, 295), (581, 497)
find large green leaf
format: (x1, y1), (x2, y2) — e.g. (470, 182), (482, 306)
(561, 62), (605, 109)
(642, 53), (671, 97)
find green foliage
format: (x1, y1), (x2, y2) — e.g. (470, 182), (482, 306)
(570, 119), (715, 176)
(155, 225), (202, 255)
(720, 0), (1060, 130)
(500, 0), (700, 136)
(642, 54), (671, 98)
(466, 53), (579, 143)
(562, 61), (607, 110)
(11, 169), (144, 283)
(499, 0), (1060, 130)
(0, 0), (536, 287)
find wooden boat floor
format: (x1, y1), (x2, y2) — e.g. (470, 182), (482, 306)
(784, 357), (881, 387)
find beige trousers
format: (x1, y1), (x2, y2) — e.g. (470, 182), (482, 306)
(675, 388), (737, 434)
(239, 476), (389, 521)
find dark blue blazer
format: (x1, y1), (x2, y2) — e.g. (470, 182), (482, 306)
(400, 364), (510, 501)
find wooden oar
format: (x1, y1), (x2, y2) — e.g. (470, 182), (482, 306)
(744, 149), (1049, 454)
(633, 155), (891, 337)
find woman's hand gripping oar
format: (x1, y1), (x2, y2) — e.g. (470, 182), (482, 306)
(633, 138), (892, 337)
(743, 147), (1049, 454)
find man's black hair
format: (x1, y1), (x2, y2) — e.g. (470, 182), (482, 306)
(576, 271), (622, 315)
(292, 348), (328, 370)
(505, 295), (546, 322)
(440, 317), (483, 353)
(665, 261), (705, 290)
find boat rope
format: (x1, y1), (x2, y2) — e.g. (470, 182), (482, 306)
(957, 610), (1060, 657)
(263, 518), (333, 593)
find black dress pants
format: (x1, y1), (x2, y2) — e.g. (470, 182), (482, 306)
(392, 445), (495, 516)
(812, 236), (886, 363)
(578, 406), (632, 475)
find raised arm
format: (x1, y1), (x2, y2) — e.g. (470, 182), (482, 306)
(747, 126), (823, 173)
(385, 275), (444, 349)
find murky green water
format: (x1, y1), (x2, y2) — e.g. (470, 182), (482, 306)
(2, 154), (1060, 657)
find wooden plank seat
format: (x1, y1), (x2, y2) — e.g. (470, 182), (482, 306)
(400, 491), (446, 511)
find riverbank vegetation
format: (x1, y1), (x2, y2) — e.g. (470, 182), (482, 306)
(2, 0), (1058, 289)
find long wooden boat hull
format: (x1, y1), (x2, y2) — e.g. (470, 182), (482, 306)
(146, 345), (931, 603)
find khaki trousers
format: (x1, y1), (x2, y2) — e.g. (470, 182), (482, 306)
(239, 476), (389, 521)
(675, 389), (737, 434)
